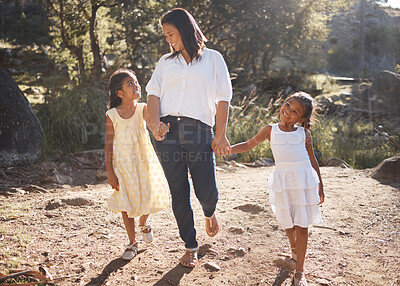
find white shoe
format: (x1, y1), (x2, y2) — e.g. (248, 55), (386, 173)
(294, 271), (307, 286)
(139, 224), (153, 244)
(122, 242), (138, 260)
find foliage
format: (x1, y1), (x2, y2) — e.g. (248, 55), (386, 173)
(1, 0), (50, 45)
(36, 85), (107, 157)
(312, 118), (398, 168)
(327, 45), (358, 75)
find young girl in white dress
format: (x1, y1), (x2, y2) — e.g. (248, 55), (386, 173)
(230, 91), (325, 286)
(104, 69), (169, 260)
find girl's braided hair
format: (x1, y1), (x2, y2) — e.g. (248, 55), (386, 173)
(287, 91), (316, 129)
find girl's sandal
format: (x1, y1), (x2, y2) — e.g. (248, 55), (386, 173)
(139, 224), (153, 244)
(293, 271), (307, 286)
(179, 247), (199, 268)
(122, 242), (138, 261)
(205, 213), (219, 237)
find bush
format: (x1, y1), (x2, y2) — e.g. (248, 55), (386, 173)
(36, 85), (107, 157)
(311, 118), (398, 169)
(327, 45), (357, 75)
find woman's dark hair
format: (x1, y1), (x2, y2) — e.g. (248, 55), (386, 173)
(286, 91), (316, 129)
(108, 69), (136, 109)
(160, 8), (207, 62)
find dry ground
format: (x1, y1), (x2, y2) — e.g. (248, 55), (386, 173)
(1, 164), (399, 285)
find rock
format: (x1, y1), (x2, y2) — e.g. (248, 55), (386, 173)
(370, 155), (400, 183)
(203, 262), (221, 271)
(61, 196), (95, 206)
(234, 203), (266, 214)
(0, 69), (44, 166)
(228, 227), (245, 234)
(46, 199), (64, 210)
(49, 168), (73, 185)
(227, 247), (246, 257)
(254, 158), (274, 167)
(70, 149), (104, 167)
(326, 158), (351, 168)
(273, 257), (297, 271)
(96, 169), (108, 182)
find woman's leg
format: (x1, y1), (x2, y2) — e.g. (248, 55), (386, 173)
(153, 120), (197, 249)
(294, 226), (308, 272)
(121, 211), (136, 244)
(186, 122), (219, 236)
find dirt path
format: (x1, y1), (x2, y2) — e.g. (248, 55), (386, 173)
(1, 166), (399, 285)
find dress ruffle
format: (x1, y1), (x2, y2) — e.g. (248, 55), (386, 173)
(267, 160), (322, 229)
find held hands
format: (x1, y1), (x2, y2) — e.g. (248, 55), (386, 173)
(212, 135), (231, 157)
(154, 122), (170, 141)
(318, 183), (325, 205)
(108, 172), (119, 191)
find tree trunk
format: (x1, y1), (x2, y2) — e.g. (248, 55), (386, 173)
(360, 0), (365, 73)
(90, 0), (102, 81)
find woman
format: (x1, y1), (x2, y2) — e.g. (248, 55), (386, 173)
(146, 8), (232, 267)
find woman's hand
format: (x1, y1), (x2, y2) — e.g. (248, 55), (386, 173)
(318, 183), (324, 205)
(108, 172), (119, 191)
(212, 135), (231, 157)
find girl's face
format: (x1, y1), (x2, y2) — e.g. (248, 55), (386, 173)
(280, 97), (306, 126)
(118, 76), (141, 101)
(162, 23), (185, 53)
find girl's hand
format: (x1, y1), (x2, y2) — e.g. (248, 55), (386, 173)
(155, 122), (170, 141)
(108, 173), (119, 191)
(318, 183), (325, 205)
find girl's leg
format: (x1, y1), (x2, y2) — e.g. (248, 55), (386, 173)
(294, 226), (308, 272)
(285, 227), (297, 260)
(139, 214), (150, 232)
(121, 211), (136, 244)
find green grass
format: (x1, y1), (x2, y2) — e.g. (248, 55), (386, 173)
(36, 84), (107, 158)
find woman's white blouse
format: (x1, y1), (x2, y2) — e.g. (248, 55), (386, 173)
(146, 48), (232, 127)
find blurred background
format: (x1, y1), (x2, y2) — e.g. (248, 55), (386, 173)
(1, 0), (399, 168)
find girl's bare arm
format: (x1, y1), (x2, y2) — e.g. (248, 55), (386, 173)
(305, 129), (324, 204)
(230, 125), (272, 154)
(105, 115), (118, 190)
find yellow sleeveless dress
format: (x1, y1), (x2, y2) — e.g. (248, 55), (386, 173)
(106, 103), (169, 218)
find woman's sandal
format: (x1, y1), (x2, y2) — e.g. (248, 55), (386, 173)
(139, 224), (153, 244)
(122, 242), (138, 261)
(205, 213), (219, 237)
(179, 247), (199, 268)
(293, 271), (307, 286)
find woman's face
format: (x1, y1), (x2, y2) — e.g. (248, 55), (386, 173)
(162, 23), (185, 53)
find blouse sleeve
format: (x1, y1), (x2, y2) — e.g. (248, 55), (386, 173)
(146, 55), (166, 98)
(215, 51), (232, 103)
(106, 108), (115, 123)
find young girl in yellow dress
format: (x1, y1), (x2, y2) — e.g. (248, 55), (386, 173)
(105, 69), (169, 260)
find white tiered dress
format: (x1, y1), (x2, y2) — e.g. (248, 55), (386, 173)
(106, 103), (169, 218)
(268, 123), (322, 229)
